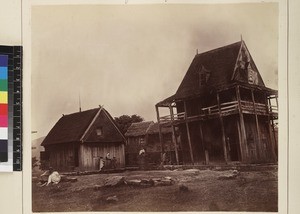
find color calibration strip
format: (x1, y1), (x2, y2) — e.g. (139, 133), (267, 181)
(0, 45), (22, 172)
(0, 55), (8, 162)
(12, 47), (22, 171)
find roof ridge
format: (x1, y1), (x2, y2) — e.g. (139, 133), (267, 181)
(80, 107), (103, 142)
(62, 107), (100, 117)
(145, 121), (155, 133)
(195, 41), (241, 57)
(102, 108), (126, 141)
(132, 121), (153, 125)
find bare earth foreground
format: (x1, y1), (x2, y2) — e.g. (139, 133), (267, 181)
(32, 166), (277, 212)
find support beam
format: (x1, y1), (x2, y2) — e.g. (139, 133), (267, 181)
(217, 93), (228, 163)
(236, 119), (242, 161)
(183, 100), (194, 164)
(169, 105), (179, 165)
(251, 90), (261, 160)
(155, 106), (164, 154)
(236, 86), (248, 162)
(185, 122), (194, 164)
(199, 121), (208, 164)
(265, 93), (277, 161)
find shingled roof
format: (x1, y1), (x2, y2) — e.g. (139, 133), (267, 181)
(125, 121), (154, 137)
(147, 122), (172, 134)
(125, 121), (172, 137)
(41, 107), (125, 146)
(157, 40), (266, 105)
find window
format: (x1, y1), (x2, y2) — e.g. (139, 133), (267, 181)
(96, 127), (103, 136)
(200, 73), (206, 86)
(199, 65), (210, 86)
(139, 137), (145, 145)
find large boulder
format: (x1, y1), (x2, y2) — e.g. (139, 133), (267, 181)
(104, 176), (125, 187)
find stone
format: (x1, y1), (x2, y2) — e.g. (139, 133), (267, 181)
(179, 184), (189, 192)
(217, 170), (239, 180)
(159, 179), (173, 186)
(184, 169), (200, 173)
(61, 176), (78, 182)
(126, 179), (142, 186)
(104, 176), (125, 187)
(106, 196), (118, 202)
(94, 185), (102, 190)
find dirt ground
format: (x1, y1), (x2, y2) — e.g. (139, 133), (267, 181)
(32, 167), (278, 212)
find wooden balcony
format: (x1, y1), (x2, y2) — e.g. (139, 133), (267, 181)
(159, 100), (278, 125)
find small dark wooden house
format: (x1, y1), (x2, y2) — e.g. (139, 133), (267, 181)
(41, 107), (126, 171)
(156, 40), (278, 165)
(125, 121), (175, 166)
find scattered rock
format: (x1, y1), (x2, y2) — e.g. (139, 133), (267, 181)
(104, 176), (125, 187)
(184, 169), (200, 173)
(126, 179), (142, 186)
(106, 195), (118, 202)
(218, 170), (239, 180)
(179, 184), (189, 192)
(159, 179), (173, 186)
(94, 185), (102, 190)
(140, 179), (155, 187)
(61, 176), (78, 183)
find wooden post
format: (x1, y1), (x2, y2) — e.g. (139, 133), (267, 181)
(265, 93), (277, 161)
(251, 90), (261, 160)
(236, 119), (242, 161)
(217, 93), (228, 163)
(183, 100), (194, 164)
(155, 105), (164, 154)
(185, 122), (194, 164)
(199, 121), (208, 164)
(170, 105), (179, 165)
(236, 86), (248, 162)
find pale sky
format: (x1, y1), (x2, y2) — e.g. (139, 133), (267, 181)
(31, 3), (278, 139)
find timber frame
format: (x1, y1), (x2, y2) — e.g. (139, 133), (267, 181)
(156, 83), (278, 165)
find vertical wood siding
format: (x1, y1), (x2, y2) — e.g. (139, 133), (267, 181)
(79, 143), (125, 170)
(47, 143), (76, 171)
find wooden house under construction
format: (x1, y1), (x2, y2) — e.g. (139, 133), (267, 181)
(41, 107), (126, 171)
(156, 40), (278, 165)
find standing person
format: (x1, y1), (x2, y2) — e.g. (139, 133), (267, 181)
(99, 157), (104, 171)
(138, 148), (146, 170)
(106, 152), (111, 168)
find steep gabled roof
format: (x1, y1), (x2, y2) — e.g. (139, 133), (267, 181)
(146, 122), (172, 135)
(157, 40), (266, 106)
(41, 107), (125, 146)
(176, 41), (241, 99)
(125, 121), (153, 137)
(125, 121), (172, 137)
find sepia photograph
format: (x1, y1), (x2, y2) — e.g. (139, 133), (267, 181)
(31, 2), (278, 212)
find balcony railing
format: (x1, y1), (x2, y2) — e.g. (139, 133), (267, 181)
(158, 100), (278, 123)
(159, 112), (185, 123)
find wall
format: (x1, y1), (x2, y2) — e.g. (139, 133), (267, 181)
(46, 143), (77, 171)
(79, 143), (125, 170)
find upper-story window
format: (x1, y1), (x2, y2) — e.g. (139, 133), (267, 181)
(96, 127), (103, 136)
(199, 65), (210, 86)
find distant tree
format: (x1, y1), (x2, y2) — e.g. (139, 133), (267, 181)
(32, 157), (38, 169)
(114, 114), (144, 134)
